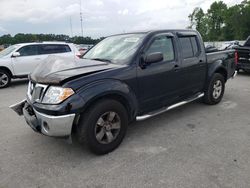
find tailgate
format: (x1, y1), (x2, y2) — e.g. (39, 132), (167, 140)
(238, 50), (250, 63)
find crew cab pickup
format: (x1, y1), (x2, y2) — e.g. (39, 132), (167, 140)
(235, 36), (250, 73)
(11, 30), (237, 155)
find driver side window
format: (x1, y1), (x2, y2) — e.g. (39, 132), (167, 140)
(17, 45), (39, 57)
(146, 36), (175, 62)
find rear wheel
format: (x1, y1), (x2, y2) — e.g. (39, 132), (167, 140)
(0, 70), (11, 88)
(203, 73), (225, 105)
(77, 99), (128, 155)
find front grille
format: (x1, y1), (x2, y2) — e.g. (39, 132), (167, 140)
(28, 81), (48, 103)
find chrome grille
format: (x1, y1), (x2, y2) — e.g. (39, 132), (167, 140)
(27, 82), (48, 102)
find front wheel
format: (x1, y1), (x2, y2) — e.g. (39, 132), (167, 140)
(77, 99), (128, 155)
(0, 70), (11, 89)
(203, 73), (225, 105)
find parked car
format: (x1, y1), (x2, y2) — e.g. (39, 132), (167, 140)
(0, 42), (81, 88)
(234, 36), (250, 73)
(75, 44), (94, 57)
(11, 30), (237, 155)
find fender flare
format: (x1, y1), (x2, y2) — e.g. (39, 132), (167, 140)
(0, 66), (13, 77)
(207, 60), (228, 81)
(77, 79), (138, 121)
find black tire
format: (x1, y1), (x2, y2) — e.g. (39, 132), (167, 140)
(0, 69), (11, 89)
(77, 99), (128, 155)
(203, 73), (225, 105)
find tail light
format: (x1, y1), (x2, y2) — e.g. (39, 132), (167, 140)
(76, 54), (82, 58)
(75, 52), (82, 59)
(234, 51), (238, 65)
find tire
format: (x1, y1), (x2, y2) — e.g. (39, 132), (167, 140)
(0, 69), (11, 89)
(77, 99), (128, 155)
(203, 73), (225, 105)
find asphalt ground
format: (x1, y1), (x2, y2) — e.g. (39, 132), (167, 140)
(0, 73), (250, 188)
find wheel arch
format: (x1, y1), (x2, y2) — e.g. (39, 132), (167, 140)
(84, 93), (136, 121)
(208, 60), (228, 83)
(77, 79), (139, 122)
(0, 66), (13, 78)
(214, 67), (227, 82)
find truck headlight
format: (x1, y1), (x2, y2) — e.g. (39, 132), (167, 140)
(42, 86), (75, 104)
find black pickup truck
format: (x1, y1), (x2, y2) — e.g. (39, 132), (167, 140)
(11, 30), (237, 154)
(235, 36), (250, 73)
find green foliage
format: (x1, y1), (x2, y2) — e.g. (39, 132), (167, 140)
(189, 0), (250, 41)
(188, 7), (208, 41)
(0, 33), (102, 45)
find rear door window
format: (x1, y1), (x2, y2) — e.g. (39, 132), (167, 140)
(190, 37), (199, 56)
(39, 44), (71, 55)
(179, 36), (200, 59)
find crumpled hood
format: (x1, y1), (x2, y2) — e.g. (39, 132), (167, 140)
(30, 55), (122, 85)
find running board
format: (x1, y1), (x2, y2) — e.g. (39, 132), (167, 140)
(136, 93), (204, 121)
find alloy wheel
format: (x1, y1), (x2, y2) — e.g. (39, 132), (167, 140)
(95, 111), (121, 144)
(0, 72), (9, 88)
(213, 80), (222, 99)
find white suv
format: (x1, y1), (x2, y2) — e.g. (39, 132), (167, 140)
(0, 42), (80, 88)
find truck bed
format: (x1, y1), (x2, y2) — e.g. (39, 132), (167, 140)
(206, 50), (236, 79)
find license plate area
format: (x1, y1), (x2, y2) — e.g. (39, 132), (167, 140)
(9, 100), (26, 116)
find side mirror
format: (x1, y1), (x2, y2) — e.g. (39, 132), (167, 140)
(144, 52), (163, 65)
(12, 52), (20, 58)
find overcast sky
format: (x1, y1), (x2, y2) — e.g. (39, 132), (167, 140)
(0, 0), (242, 38)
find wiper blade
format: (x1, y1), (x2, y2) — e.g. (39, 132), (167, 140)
(91, 58), (112, 63)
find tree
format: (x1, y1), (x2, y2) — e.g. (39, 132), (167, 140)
(207, 1), (227, 41)
(188, 7), (208, 40)
(240, 0), (250, 39)
(223, 4), (242, 40)
(0, 34), (12, 45)
(0, 33), (102, 45)
(188, 0), (250, 41)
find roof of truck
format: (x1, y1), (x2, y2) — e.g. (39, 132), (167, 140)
(108, 29), (198, 37)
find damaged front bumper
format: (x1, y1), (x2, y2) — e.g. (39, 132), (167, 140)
(10, 100), (75, 137)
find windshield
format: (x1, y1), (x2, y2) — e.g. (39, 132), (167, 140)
(83, 34), (145, 64)
(0, 45), (19, 58)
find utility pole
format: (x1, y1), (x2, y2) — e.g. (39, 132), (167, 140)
(79, 0), (84, 38)
(70, 16), (73, 38)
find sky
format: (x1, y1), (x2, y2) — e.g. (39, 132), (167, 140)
(0, 0), (242, 38)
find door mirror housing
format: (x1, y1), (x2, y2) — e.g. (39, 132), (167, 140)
(12, 52), (20, 58)
(144, 52), (163, 65)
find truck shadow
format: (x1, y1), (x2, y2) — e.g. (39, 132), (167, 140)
(126, 100), (205, 141)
